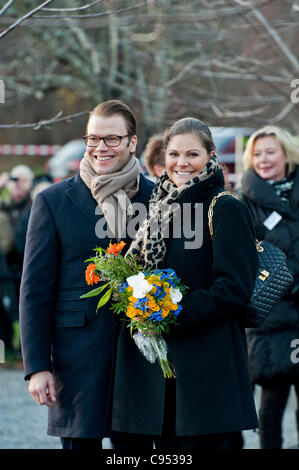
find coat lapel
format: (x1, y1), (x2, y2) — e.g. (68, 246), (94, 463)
(65, 172), (155, 241)
(65, 172), (98, 225)
(242, 169), (293, 218)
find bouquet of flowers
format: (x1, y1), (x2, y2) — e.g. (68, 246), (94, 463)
(81, 241), (188, 378)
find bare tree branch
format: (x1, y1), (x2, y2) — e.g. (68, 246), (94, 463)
(211, 103), (267, 118)
(268, 102), (296, 123)
(34, 0), (156, 20)
(41, 1), (104, 12)
(0, 0), (54, 40)
(0, 0), (298, 133)
(196, 70), (293, 83)
(0, 0), (15, 18)
(65, 19), (101, 75)
(251, 7), (299, 73)
(0, 111), (89, 130)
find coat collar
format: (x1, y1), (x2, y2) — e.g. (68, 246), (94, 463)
(64, 172), (155, 225)
(132, 173), (155, 205)
(290, 165), (299, 210)
(241, 168), (298, 218)
(177, 169), (225, 204)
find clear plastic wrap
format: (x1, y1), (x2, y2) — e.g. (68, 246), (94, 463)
(132, 331), (176, 378)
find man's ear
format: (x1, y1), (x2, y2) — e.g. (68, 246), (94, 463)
(129, 135), (138, 153)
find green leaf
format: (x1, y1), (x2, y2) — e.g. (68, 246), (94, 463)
(80, 283), (109, 298)
(96, 288), (113, 311)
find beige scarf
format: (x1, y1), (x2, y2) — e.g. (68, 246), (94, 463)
(79, 155), (141, 239)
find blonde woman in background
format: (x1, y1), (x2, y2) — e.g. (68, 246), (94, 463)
(241, 125), (299, 449)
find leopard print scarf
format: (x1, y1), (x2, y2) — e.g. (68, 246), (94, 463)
(126, 154), (219, 269)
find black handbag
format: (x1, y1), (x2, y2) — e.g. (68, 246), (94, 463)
(208, 191), (294, 327)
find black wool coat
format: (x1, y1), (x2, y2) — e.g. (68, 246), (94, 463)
(241, 167), (299, 385)
(19, 172), (154, 438)
(112, 170), (259, 436)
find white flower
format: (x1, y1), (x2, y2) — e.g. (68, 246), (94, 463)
(170, 286), (182, 304)
(126, 272), (152, 299)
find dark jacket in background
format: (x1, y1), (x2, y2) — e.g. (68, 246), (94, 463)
(241, 166), (299, 385)
(19, 172), (154, 438)
(112, 170), (259, 436)
(0, 196), (31, 267)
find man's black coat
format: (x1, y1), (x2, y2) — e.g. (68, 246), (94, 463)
(20, 172), (154, 438)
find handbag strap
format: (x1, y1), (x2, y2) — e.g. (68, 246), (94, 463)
(208, 191), (233, 239)
(208, 191), (261, 251)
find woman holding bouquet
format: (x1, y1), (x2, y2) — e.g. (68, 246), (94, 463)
(111, 118), (259, 449)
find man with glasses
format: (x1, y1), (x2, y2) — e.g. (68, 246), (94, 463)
(20, 100), (155, 449)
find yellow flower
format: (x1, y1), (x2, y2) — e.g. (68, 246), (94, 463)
(127, 286), (133, 292)
(163, 300), (172, 309)
(128, 296), (137, 303)
(170, 303), (178, 311)
(161, 308), (170, 318)
(143, 311), (151, 318)
(126, 305), (142, 319)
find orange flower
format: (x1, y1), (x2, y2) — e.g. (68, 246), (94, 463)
(85, 263), (101, 286)
(107, 241), (126, 256)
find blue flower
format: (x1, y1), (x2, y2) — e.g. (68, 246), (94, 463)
(173, 304), (182, 317)
(120, 281), (128, 292)
(156, 268), (179, 281)
(152, 285), (166, 299)
(149, 310), (163, 322)
(134, 297), (149, 311)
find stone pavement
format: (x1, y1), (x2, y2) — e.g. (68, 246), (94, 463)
(0, 367), (298, 449)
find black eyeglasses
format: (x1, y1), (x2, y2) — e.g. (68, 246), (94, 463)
(83, 134), (130, 147)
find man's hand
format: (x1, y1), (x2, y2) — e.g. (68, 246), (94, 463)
(29, 371), (56, 407)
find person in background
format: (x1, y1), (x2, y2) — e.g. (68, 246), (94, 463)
(0, 165), (34, 354)
(0, 165), (33, 266)
(111, 117), (258, 449)
(0, 211), (14, 351)
(144, 133), (166, 181)
(219, 162), (233, 191)
(241, 125), (299, 449)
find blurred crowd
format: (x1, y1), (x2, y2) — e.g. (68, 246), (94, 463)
(0, 166), (53, 355)
(0, 139), (85, 357)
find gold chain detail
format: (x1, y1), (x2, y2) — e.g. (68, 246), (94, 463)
(208, 191), (233, 239)
(208, 191), (261, 252)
